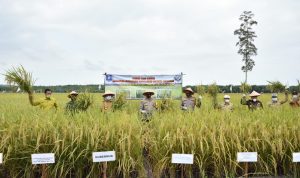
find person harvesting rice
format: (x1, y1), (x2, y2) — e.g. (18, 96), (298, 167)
(214, 95), (234, 111)
(65, 91), (93, 114)
(181, 87), (198, 111)
(140, 90), (157, 120)
(29, 89), (58, 110)
(289, 91), (300, 107)
(268, 92), (288, 107)
(241, 91), (263, 110)
(101, 91), (115, 112)
(65, 91), (79, 114)
(4, 65), (57, 110)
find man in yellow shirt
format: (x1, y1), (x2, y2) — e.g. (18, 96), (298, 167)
(29, 89), (58, 110)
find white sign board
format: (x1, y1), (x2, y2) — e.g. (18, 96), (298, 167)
(0, 153), (3, 164)
(92, 151), (116, 163)
(293, 153), (300, 162)
(31, 153), (55, 165)
(171, 154), (194, 164)
(237, 152), (257, 162)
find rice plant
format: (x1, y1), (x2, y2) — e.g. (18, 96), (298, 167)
(0, 93), (299, 178)
(76, 92), (94, 111)
(3, 65), (35, 93)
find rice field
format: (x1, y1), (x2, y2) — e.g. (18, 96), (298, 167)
(0, 93), (299, 178)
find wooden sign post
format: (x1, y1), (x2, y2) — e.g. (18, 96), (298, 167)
(171, 153), (194, 178)
(31, 153), (55, 178)
(237, 152), (257, 178)
(92, 151), (116, 178)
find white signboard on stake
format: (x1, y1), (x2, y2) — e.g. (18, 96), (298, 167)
(92, 151), (116, 163)
(171, 154), (194, 164)
(293, 153), (300, 162)
(31, 153), (55, 165)
(237, 152), (257, 162)
(0, 153), (3, 164)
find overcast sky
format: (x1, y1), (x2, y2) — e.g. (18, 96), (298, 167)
(0, 0), (299, 86)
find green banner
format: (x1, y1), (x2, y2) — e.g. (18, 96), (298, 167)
(104, 74), (183, 99)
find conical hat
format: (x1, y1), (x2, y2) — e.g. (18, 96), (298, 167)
(249, 91), (261, 97)
(103, 91), (115, 97)
(143, 90), (155, 95)
(184, 87), (194, 94)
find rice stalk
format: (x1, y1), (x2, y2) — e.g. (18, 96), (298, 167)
(3, 65), (35, 93)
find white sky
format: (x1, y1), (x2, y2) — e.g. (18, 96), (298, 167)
(0, 0), (299, 86)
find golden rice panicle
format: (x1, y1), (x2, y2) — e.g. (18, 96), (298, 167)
(4, 65), (35, 93)
(76, 92), (94, 111)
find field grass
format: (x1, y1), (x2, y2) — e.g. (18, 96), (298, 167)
(0, 93), (299, 178)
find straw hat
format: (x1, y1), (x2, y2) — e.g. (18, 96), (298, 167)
(102, 91), (115, 97)
(68, 91), (78, 98)
(143, 90), (155, 96)
(183, 87), (194, 94)
(224, 95), (230, 99)
(249, 91), (261, 97)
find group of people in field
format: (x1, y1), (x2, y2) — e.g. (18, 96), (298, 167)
(27, 87), (300, 118)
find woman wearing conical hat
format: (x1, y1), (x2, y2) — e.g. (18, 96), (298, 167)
(241, 91), (263, 110)
(101, 91), (115, 112)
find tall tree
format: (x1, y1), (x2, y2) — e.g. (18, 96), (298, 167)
(234, 11), (258, 83)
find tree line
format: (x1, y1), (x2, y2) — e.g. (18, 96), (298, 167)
(1, 84), (299, 94)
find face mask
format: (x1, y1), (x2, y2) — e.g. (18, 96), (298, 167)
(224, 99), (230, 103)
(253, 99), (257, 102)
(272, 98), (278, 102)
(292, 95), (298, 101)
(105, 96), (113, 100)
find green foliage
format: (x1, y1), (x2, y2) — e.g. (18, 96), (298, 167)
(196, 84), (206, 95)
(240, 82), (252, 93)
(207, 83), (219, 97)
(112, 92), (127, 111)
(267, 81), (286, 93)
(0, 93), (299, 177)
(157, 96), (175, 112)
(3, 65), (35, 93)
(234, 11), (258, 83)
(76, 92), (94, 111)
(207, 83), (219, 107)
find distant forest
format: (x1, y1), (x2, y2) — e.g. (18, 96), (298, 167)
(1, 84), (299, 93)
(0, 85), (104, 93)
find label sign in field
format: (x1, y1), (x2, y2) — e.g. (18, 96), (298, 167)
(237, 152), (257, 162)
(92, 151), (116, 163)
(0, 153), (3, 164)
(171, 154), (194, 164)
(31, 153), (55, 165)
(293, 153), (300, 162)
